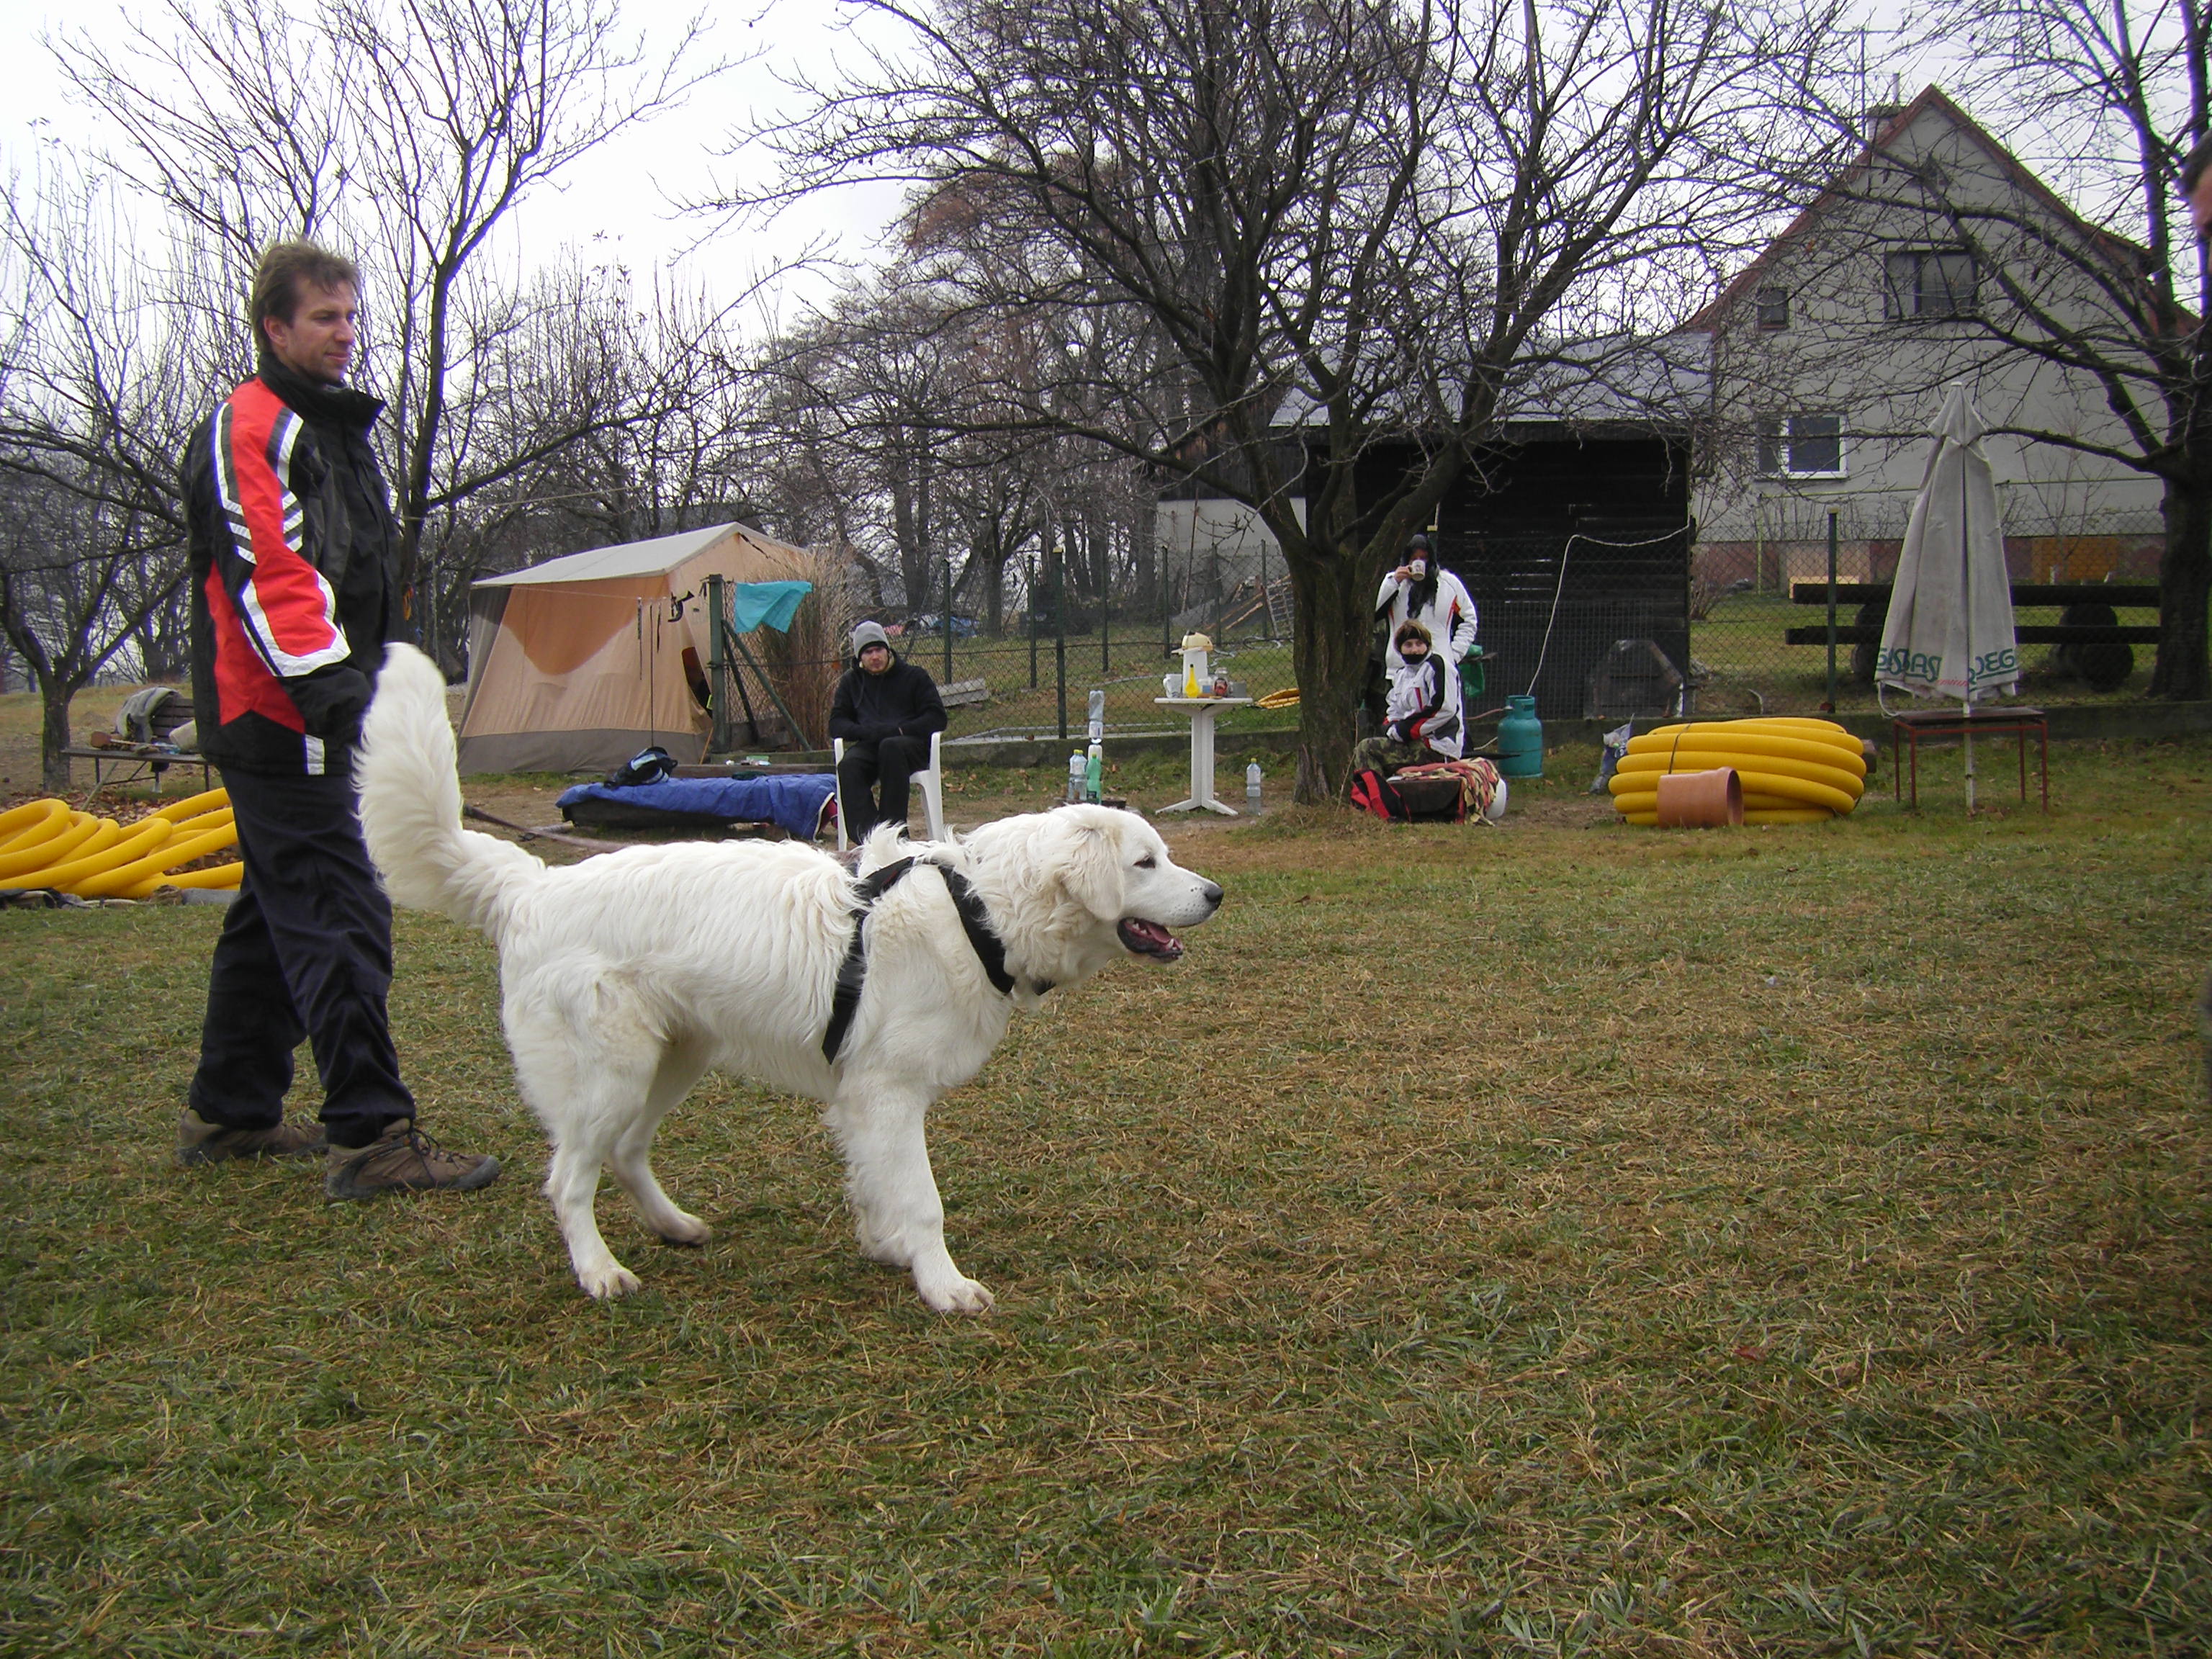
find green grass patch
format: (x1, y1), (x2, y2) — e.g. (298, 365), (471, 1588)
(4, 738), (2210, 1653)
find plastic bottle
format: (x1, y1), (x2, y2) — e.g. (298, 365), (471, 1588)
(1066, 752), (1087, 804)
(1183, 660), (1200, 697)
(1086, 742), (1105, 802)
(1245, 760), (1263, 814)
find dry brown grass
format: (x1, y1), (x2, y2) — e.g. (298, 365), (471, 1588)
(2, 736), (2208, 1655)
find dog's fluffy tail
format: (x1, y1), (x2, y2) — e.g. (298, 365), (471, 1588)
(356, 642), (544, 939)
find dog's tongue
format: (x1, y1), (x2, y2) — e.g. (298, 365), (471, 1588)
(1118, 918), (1184, 961)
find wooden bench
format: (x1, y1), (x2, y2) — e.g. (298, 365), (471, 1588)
(1784, 582), (2160, 647)
(63, 745), (216, 795)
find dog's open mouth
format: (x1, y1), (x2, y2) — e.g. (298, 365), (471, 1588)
(1118, 917), (1185, 961)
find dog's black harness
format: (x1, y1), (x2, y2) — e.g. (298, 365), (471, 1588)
(820, 857), (1051, 1063)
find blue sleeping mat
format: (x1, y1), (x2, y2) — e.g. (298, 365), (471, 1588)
(557, 775), (837, 841)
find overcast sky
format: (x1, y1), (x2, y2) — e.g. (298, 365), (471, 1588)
(0, 0), (907, 333)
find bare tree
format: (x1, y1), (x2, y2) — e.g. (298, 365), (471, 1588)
(738, 0), (1838, 798)
(53, 0), (727, 660)
(409, 258), (765, 665)
(752, 271), (978, 616)
(0, 169), (207, 788)
(1843, 5), (2212, 697)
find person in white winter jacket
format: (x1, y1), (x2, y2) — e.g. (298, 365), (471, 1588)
(1350, 620), (1464, 782)
(1375, 533), (1478, 676)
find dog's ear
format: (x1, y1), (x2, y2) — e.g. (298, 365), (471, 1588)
(1056, 816), (1125, 920)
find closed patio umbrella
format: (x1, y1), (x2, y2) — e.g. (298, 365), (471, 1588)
(1876, 385), (2020, 810)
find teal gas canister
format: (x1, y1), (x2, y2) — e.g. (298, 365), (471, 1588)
(1497, 694), (1545, 778)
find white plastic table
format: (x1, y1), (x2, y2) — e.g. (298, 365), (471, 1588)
(1153, 696), (1254, 814)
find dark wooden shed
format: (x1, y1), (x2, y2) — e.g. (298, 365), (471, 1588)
(1352, 422), (1694, 721)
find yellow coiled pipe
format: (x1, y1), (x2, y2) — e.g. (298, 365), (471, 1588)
(1611, 718), (1866, 826)
(0, 791), (239, 895)
(9, 818), (173, 891)
(0, 811), (100, 877)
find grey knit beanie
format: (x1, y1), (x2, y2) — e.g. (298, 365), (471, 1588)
(850, 621), (891, 658)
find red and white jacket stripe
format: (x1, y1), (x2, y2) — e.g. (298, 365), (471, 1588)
(186, 364), (397, 778)
(208, 379), (353, 688)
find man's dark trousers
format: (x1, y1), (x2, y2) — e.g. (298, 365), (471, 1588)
(188, 766), (415, 1146)
(837, 734), (932, 837)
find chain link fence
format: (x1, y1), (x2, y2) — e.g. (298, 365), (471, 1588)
(1689, 506), (2167, 716)
(720, 512), (2178, 755)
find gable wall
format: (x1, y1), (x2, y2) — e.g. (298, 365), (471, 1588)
(1692, 102), (2164, 588)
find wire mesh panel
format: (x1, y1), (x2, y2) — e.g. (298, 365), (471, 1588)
(1458, 530), (1693, 722)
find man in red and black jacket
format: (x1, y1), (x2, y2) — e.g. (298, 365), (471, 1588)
(176, 240), (498, 1201)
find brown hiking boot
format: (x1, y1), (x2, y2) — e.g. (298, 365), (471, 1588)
(178, 1107), (328, 1166)
(325, 1120), (500, 1201)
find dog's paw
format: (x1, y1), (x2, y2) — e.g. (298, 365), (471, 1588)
(578, 1264), (643, 1300)
(655, 1213), (712, 1247)
(917, 1274), (996, 1314)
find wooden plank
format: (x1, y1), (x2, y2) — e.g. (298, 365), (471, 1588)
(1784, 624), (2161, 646)
(1789, 581), (2161, 607)
(939, 676), (991, 709)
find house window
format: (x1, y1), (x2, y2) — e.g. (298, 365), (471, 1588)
(1755, 413), (1845, 477)
(1884, 249), (1977, 319)
(1755, 287), (1790, 330)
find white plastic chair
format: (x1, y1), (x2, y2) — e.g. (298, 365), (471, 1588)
(833, 730), (946, 850)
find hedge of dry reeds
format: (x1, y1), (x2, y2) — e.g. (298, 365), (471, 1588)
(747, 545), (860, 750)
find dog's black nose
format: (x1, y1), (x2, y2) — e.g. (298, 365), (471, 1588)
(1201, 881), (1223, 910)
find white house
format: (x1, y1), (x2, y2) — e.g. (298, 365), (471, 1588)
(1683, 86), (2165, 591)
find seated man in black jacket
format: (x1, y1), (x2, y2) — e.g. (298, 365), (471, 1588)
(830, 621), (948, 838)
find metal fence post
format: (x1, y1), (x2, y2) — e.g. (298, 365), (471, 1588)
(1163, 526), (1174, 658)
(1028, 555), (1040, 690)
(703, 572), (727, 753)
(1100, 557), (1110, 676)
(1825, 511), (1840, 712)
(1053, 543), (1069, 741)
(942, 555), (955, 684)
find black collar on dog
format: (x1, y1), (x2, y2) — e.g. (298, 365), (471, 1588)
(820, 857), (1051, 1064)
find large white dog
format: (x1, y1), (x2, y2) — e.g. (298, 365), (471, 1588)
(355, 644), (1223, 1310)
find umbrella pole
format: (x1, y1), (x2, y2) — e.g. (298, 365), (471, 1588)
(1962, 701), (1977, 814)
(1959, 444), (1976, 814)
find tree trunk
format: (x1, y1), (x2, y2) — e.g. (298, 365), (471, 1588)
(1284, 549), (1372, 803)
(40, 677), (76, 793)
(2152, 477), (2212, 700)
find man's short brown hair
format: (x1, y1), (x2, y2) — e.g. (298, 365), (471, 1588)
(1395, 619), (1433, 652)
(248, 241), (360, 341)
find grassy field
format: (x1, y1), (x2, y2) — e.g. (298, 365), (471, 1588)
(3, 737), (2209, 1655)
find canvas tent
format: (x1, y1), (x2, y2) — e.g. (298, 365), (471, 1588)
(457, 522), (813, 775)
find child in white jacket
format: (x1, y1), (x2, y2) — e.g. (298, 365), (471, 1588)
(1351, 620), (1463, 782)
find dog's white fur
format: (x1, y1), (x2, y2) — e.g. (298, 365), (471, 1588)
(355, 644), (1222, 1310)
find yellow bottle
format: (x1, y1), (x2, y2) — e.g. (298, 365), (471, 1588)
(1184, 661), (1199, 696)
